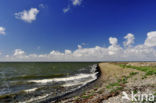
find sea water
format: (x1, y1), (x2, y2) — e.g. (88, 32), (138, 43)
(0, 62), (99, 102)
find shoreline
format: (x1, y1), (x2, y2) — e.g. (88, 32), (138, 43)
(41, 64), (102, 103)
(0, 63), (100, 103)
(0, 62), (155, 103)
(59, 62), (156, 103)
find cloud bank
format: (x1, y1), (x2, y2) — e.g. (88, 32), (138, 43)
(2, 31), (156, 61)
(15, 8), (39, 23)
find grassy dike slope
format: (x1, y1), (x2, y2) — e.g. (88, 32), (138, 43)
(59, 63), (156, 103)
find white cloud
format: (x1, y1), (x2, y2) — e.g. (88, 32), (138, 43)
(78, 45), (82, 49)
(108, 45), (122, 56)
(109, 37), (118, 45)
(108, 37), (122, 56)
(15, 8), (39, 23)
(65, 50), (72, 55)
(123, 33), (135, 47)
(50, 50), (64, 56)
(3, 31), (156, 61)
(144, 31), (156, 47)
(72, 0), (82, 6)
(0, 27), (6, 35)
(63, 0), (83, 13)
(63, 6), (70, 13)
(14, 49), (25, 56)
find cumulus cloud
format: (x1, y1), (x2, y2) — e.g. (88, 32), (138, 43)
(15, 8), (39, 23)
(144, 31), (156, 47)
(109, 37), (118, 45)
(2, 31), (156, 61)
(123, 33), (135, 47)
(0, 27), (6, 35)
(108, 37), (122, 56)
(50, 50), (64, 56)
(65, 50), (72, 55)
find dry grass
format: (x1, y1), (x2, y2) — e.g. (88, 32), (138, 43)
(98, 63), (138, 82)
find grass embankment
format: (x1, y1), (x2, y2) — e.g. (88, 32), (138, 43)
(119, 64), (156, 76)
(118, 63), (156, 81)
(106, 71), (138, 93)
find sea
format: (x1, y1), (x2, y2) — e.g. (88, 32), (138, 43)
(0, 62), (99, 102)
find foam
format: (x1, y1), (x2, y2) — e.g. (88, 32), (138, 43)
(22, 64), (99, 102)
(24, 88), (38, 93)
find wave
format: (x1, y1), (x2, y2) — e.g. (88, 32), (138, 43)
(19, 94), (50, 103)
(62, 72), (98, 87)
(28, 73), (95, 84)
(21, 65), (99, 102)
(10, 64), (100, 103)
(24, 87), (38, 93)
(28, 64), (98, 85)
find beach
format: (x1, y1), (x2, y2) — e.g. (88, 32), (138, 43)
(60, 62), (156, 103)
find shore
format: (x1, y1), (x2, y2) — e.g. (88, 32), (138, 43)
(59, 62), (156, 103)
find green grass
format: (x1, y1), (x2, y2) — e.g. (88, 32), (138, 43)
(110, 87), (123, 93)
(81, 92), (94, 99)
(81, 94), (93, 99)
(106, 71), (139, 94)
(106, 77), (126, 89)
(129, 72), (138, 76)
(121, 76), (128, 84)
(119, 64), (156, 76)
(106, 82), (120, 89)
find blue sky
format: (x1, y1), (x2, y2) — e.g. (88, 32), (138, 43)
(1, 0), (156, 61)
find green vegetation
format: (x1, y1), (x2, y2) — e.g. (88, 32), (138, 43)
(129, 72), (138, 76)
(106, 76), (127, 90)
(97, 89), (104, 94)
(81, 90), (95, 99)
(81, 94), (94, 99)
(141, 75), (147, 79)
(106, 71), (139, 94)
(110, 87), (123, 93)
(119, 64), (156, 76)
(106, 82), (120, 89)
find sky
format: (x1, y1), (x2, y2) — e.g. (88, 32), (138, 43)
(1, 0), (156, 61)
